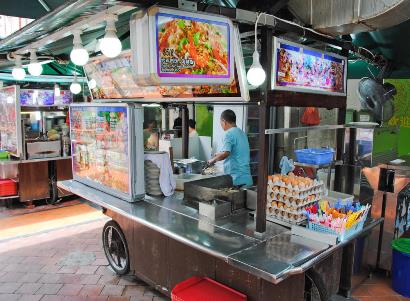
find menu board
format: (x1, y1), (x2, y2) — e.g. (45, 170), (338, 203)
(156, 12), (231, 80)
(0, 86), (22, 156)
(20, 89), (72, 106)
(273, 38), (347, 96)
(84, 50), (243, 100)
(70, 105), (130, 195)
(130, 6), (235, 86)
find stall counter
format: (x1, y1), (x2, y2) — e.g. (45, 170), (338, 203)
(59, 179), (382, 300)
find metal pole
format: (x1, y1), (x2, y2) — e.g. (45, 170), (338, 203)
(255, 27), (273, 234)
(181, 105), (189, 158)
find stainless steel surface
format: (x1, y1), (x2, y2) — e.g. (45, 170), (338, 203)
(0, 157), (71, 165)
(174, 173), (212, 191)
(229, 233), (329, 283)
(58, 180), (258, 260)
(294, 160), (343, 169)
(265, 125), (344, 135)
(0, 164), (18, 179)
(199, 199), (231, 220)
(26, 140), (61, 159)
(286, 218), (383, 280)
(59, 179), (383, 284)
(245, 187), (257, 210)
(184, 175), (246, 211)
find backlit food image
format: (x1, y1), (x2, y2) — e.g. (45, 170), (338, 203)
(157, 15), (230, 76)
(71, 106), (130, 194)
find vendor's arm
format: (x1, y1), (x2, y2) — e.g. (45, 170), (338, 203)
(208, 151), (230, 165)
(208, 130), (233, 165)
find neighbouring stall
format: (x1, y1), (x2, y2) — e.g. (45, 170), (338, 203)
(0, 85), (73, 207)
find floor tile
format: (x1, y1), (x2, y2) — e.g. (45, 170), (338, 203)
(78, 285), (103, 296)
(15, 283), (42, 294)
(100, 285), (124, 296)
(58, 284), (83, 296)
(36, 283), (64, 295)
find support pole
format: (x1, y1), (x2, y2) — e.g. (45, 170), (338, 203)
(255, 27), (273, 234)
(181, 105), (189, 159)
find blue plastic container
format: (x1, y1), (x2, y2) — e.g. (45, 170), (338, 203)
(392, 249), (410, 297)
(294, 148), (335, 165)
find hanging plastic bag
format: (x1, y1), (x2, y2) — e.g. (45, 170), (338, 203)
(301, 107), (320, 125)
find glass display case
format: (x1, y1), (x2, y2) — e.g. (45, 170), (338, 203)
(0, 85), (23, 157)
(70, 103), (145, 202)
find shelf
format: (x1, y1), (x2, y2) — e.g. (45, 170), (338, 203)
(294, 160), (343, 169)
(265, 125), (344, 135)
(0, 195), (19, 200)
(250, 149), (259, 152)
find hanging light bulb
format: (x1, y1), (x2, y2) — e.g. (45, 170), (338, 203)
(54, 83), (61, 96)
(70, 74), (82, 94)
(70, 30), (89, 66)
(99, 14), (122, 58)
(12, 55), (26, 80)
(246, 13), (266, 87)
(88, 78), (97, 89)
(27, 49), (43, 76)
(247, 51), (266, 87)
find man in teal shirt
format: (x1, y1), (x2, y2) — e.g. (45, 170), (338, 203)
(207, 110), (253, 187)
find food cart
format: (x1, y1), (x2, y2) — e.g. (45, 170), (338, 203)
(35, 2), (384, 301)
(0, 85), (73, 207)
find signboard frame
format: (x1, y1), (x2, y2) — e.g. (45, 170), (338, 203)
(85, 26), (249, 102)
(0, 85), (23, 157)
(272, 37), (347, 96)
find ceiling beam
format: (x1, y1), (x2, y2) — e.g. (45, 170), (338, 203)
(14, 5), (134, 56)
(38, 0), (51, 12)
(268, 0), (289, 14)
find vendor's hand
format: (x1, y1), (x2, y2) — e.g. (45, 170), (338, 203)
(207, 158), (215, 166)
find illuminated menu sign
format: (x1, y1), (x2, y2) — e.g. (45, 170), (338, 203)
(273, 38), (347, 96)
(131, 6), (235, 86)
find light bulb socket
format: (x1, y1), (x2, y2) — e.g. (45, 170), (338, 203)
(29, 49), (38, 63)
(105, 14), (118, 33)
(251, 51), (262, 69)
(14, 55), (23, 68)
(72, 30), (83, 47)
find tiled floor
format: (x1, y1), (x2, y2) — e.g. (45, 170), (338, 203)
(352, 275), (410, 301)
(0, 203), (169, 301)
(0, 202), (409, 301)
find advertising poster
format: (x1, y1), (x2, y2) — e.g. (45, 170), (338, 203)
(70, 106), (130, 195)
(156, 13), (231, 79)
(84, 50), (240, 100)
(0, 86), (21, 156)
(274, 38), (346, 95)
(20, 89), (54, 105)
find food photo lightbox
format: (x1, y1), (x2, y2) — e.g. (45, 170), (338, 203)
(272, 37), (347, 96)
(130, 6), (235, 86)
(70, 103), (145, 202)
(0, 85), (23, 157)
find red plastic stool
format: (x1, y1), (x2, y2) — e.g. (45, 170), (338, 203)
(171, 276), (247, 301)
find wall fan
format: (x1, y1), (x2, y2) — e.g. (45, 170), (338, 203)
(357, 65), (396, 123)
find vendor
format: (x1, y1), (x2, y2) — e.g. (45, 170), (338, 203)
(188, 119), (199, 138)
(207, 110), (252, 187)
(143, 120), (158, 150)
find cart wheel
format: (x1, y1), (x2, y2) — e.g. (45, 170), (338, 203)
(102, 220), (130, 275)
(304, 269), (329, 301)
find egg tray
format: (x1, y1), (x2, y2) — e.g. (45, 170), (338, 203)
(267, 210), (307, 225)
(268, 184), (325, 199)
(267, 200), (316, 215)
(267, 191), (325, 206)
(267, 179), (324, 193)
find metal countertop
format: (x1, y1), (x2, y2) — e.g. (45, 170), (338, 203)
(58, 180), (381, 284)
(0, 157), (71, 165)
